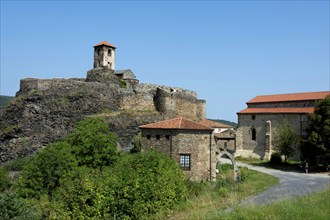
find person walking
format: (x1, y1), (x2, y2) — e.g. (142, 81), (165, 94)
(305, 162), (309, 174)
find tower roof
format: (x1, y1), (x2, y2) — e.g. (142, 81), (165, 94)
(94, 41), (116, 49)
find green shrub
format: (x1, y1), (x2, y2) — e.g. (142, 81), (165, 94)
(110, 149), (187, 219)
(66, 117), (119, 169)
(3, 156), (31, 171)
(51, 167), (116, 219)
(0, 167), (10, 192)
(0, 191), (42, 220)
(14, 142), (77, 198)
(270, 152), (282, 165)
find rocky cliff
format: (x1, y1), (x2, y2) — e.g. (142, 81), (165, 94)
(0, 68), (206, 163)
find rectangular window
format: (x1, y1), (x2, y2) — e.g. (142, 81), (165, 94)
(180, 154), (191, 171)
(156, 135), (160, 140)
(146, 135), (151, 140)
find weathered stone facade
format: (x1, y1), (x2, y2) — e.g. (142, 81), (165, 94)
(236, 91), (330, 160)
(236, 113), (308, 160)
(140, 118), (216, 181)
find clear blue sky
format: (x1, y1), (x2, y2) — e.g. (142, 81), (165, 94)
(1, 1), (329, 122)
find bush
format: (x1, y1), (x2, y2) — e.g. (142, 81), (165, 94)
(0, 167), (10, 192)
(110, 149), (187, 219)
(14, 142), (77, 198)
(66, 117), (119, 169)
(51, 167), (115, 219)
(0, 191), (42, 220)
(270, 152), (282, 165)
(4, 156), (31, 171)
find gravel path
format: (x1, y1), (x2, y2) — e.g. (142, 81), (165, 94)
(220, 158), (330, 206)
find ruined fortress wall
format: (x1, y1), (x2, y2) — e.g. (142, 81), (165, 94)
(119, 89), (156, 112)
(154, 87), (206, 121)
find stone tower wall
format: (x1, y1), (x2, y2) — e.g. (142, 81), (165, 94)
(94, 45), (115, 69)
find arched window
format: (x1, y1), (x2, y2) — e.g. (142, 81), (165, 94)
(251, 128), (256, 141)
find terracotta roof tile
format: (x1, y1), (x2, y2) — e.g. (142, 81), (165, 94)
(200, 119), (233, 128)
(94, 41), (116, 48)
(237, 107), (315, 114)
(247, 91), (330, 104)
(139, 117), (213, 131)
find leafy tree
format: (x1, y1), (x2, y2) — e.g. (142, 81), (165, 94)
(50, 167), (116, 219)
(130, 132), (142, 153)
(67, 117), (119, 169)
(301, 97), (330, 166)
(0, 191), (42, 220)
(110, 149), (187, 219)
(0, 167), (11, 192)
(273, 121), (297, 163)
(50, 150), (187, 220)
(14, 142), (77, 198)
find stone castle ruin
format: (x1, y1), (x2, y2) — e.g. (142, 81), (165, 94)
(0, 41), (206, 162)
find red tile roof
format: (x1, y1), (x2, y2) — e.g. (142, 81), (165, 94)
(238, 107), (315, 114)
(247, 91), (330, 104)
(200, 119), (233, 128)
(94, 41), (116, 48)
(139, 117), (213, 131)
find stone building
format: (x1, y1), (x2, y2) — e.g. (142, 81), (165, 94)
(139, 117), (216, 181)
(200, 119), (233, 133)
(200, 119), (236, 154)
(236, 91), (330, 160)
(93, 41), (116, 69)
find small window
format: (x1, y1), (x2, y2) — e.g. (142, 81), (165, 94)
(180, 154), (190, 170)
(147, 135), (151, 140)
(156, 135), (160, 140)
(165, 135), (170, 140)
(108, 49), (112, 56)
(252, 128), (256, 141)
(252, 115), (256, 120)
(224, 142), (227, 149)
(97, 49), (101, 55)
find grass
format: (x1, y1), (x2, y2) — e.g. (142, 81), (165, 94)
(207, 188), (330, 220)
(160, 164), (278, 220)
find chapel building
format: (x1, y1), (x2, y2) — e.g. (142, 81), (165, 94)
(236, 91), (330, 160)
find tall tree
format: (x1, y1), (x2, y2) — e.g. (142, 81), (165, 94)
(301, 97), (330, 166)
(67, 117), (119, 169)
(274, 120), (297, 163)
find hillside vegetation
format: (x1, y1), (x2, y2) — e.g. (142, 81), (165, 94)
(1, 117), (277, 220)
(0, 96), (14, 108)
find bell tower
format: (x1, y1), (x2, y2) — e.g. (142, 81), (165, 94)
(93, 41), (116, 70)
